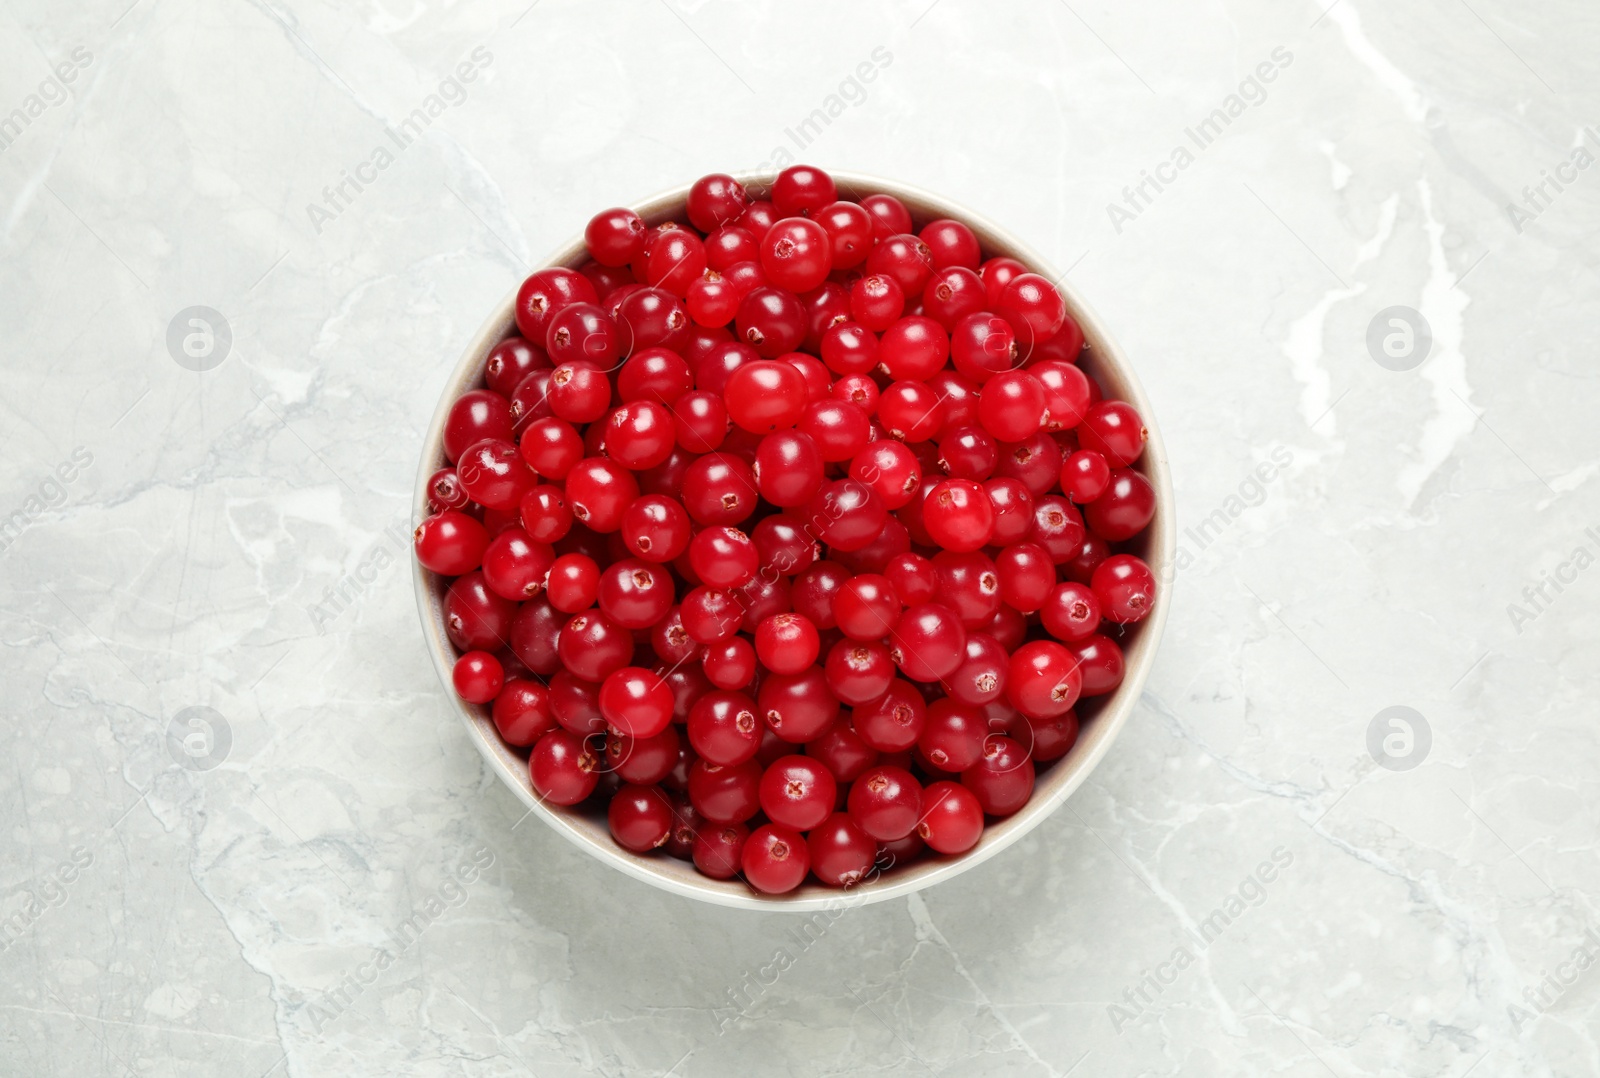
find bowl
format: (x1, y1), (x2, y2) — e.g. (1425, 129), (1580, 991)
(413, 170), (1174, 911)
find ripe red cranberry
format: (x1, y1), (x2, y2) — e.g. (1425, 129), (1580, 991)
(884, 552), (939, 606)
(724, 359), (810, 434)
(597, 559), (673, 629)
(949, 313), (1017, 384)
(562, 457), (638, 533)
(651, 605), (700, 665)
(529, 729), (600, 805)
(1007, 640), (1082, 719)
(681, 586), (741, 643)
(686, 526), (757, 589)
(878, 381), (945, 443)
(923, 478), (995, 553)
(918, 218), (981, 270)
(860, 192), (912, 240)
(832, 574), (901, 641)
(547, 363), (611, 423)
(737, 199), (779, 238)
(889, 603), (966, 682)
(682, 452), (759, 526)
(1032, 360), (1092, 431)
(816, 200), (873, 268)
(1078, 401), (1148, 467)
(803, 479), (889, 553)
(616, 347), (693, 406)
(414, 511), (488, 575)
(992, 542), (1053, 615)
(918, 781), (985, 853)
(451, 650), (503, 704)
(878, 316), (949, 381)
(671, 391), (728, 453)
(943, 632), (1009, 706)
(736, 286), (807, 357)
(961, 735), (1035, 816)
(785, 352), (833, 401)
(742, 824), (810, 894)
(492, 679), (555, 746)
(607, 784), (673, 852)
(823, 638), (895, 706)
(820, 321), (879, 375)
(427, 467), (470, 513)
(550, 672), (604, 735)
(853, 678), (927, 753)
(687, 758), (762, 823)
(444, 390), (515, 463)
(849, 440), (922, 509)
(584, 207), (647, 267)
(798, 401), (871, 463)
(759, 755), (837, 831)
(619, 495), (691, 564)
(847, 764), (922, 841)
(481, 527), (555, 600)
(606, 724), (681, 785)
(545, 553), (599, 612)
(808, 813), (879, 887)
(996, 272), (1067, 347)
(557, 609), (634, 681)
(706, 226), (760, 272)
(850, 273), (905, 331)
(1030, 495), (1087, 563)
(1069, 634), (1125, 696)
(687, 173), (750, 232)
(699, 637), (754, 690)
(515, 267), (597, 344)
(772, 164), (836, 217)
(757, 665), (839, 743)
(545, 302), (622, 369)
(761, 217), (833, 293)
(1061, 449), (1111, 503)
(615, 287), (691, 353)
(484, 337), (548, 397)
(1042, 581), (1102, 641)
(979, 256), (1027, 309)
(922, 266), (986, 331)
(688, 690), (763, 766)
(938, 426), (998, 481)
(507, 595), (563, 675)
(866, 234), (935, 297)
(752, 514), (819, 577)
(831, 374), (879, 417)
(518, 415), (582, 480)
(693, 821), (749, 878)
(754, 430), (824, 507)
(917, 698), (988, 773)
(978, 370), (1047, 443)
(646, 229), (707, 297)
(1084, 468), (1156, 541)
(1094, 553), (1158, 620)
(444, 571), (516, 652)
(755, 613), (820, 675)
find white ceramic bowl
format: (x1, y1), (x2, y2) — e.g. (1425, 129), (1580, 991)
(414, 171), (1174, 911)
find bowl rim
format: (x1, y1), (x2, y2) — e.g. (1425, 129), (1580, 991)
(413, 169), (1175, 912)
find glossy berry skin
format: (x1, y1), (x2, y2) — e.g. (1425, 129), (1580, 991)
(851, 678), (926, 753)
(760, 217), (833, 293)
(597, 559), (673, 629)
(689, 526), (759, 589)
(1092, 554), (1156, 622)
(850, 273), (904, 331)
(618, 347), (694, 405)
(617, 287), (691, 352)
(816, 200), (873, 268)
(1077, 401), (1147, 467)
(515, 267), (597, 345)
(890, 603), (967, 682)
(736, 287), (807, 358)
(823, 638), (895, 706)
(847, 765), (923, 841)
(550, 672), (603, 736)
(452, 650), (503, 704)
(507, 597), (564, 676)
(688, 759), (763, 824)
(995, 272), (1067, 345)
(545, 302), (621, 369)
(686, 173), (750, 232)
(647, 229), (707, 297)
(754, 430), (824, 507)
(482, 527), (555, 600)
(860, 192), (913, 240)
(771, 164), (836, 217)
(1031, 496), (1087, 564)
(607, 784), (673, 852)
(492, 679), (555, 746)
(917, 781), (985, 854)
(693, 821), (749, 879)
(521, 484), (573, 546)
(808, 813), (879, 887)
(565, 458), (640, 533)
(798, 401), (871, 463)
(985, 478), (1035, 545)
(1061, 449), (1111, 503)
(820, 321), (878, 375)
(427, 468), (470, 513)
(607, 724), (681, 784)
(951, 313), (1017, 383)
(742, 824), (811, 894)
(879, 316), (950, 381)
(878, 381), (945, 443)
(444, 390), (516, 462)
(917, 698), (988, 772)
(758, 755), (837, 831)
(919, 218), (981, 270)
(978, 370), (1047, 443)
(598, 666), (675, 738)
(674, 390), (730, 453)
(922, 478), (995, 553)
(688, 691), (763, 766)
(961, 735), (1035, 816)
(832, 574), (901, 641)
(457, 438), (533, 512)
(849, 441), (922, 509)
(804, 480), (888, 553)
(922, 266), (986, 331)
(1084, 468), (1156, 542)
(1068, 634), (1125, 696)
(757, 666), (839, 744)
(529, 729), (600, 806)
(943, 633), (1009, 706)
(548, 363), (612, 423)
(1032, 360), (1092, 431)
(444, 571), (516, 652)
(586, 207), (647, 266)
(682, 452), (759, 526)
(885, 552), (939, 606)
(1007, 640), (1082, 719)
(519, 416), (583, 480)
(484, 336), (549, 397)
(725, 359), (810, 434)
(866, 233), (935, 297)
(545, 553), (600, 612)
(755, 613), (820, 676)
(414, 511), (488, 575)
(1041, 581), (1102, 641)
(557, 610), (634, 682)
(621, 495), (692, 563)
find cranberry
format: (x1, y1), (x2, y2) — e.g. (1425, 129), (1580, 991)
(737, 199), (779, 238)
(978, 256), (1027, 309)
(808, 813), (878, 887)
(521, 483), (576, 546)
(853, 678), (926, 753)
(682, 452), (759, 526)
(757, 665), (839, 743)
(1030, 495), (1087, 564)
(736, 286), (807, 358)
(646, 229), (707, 297)
(597, 559), (673, 629)
(482, 527), (555, 600)
(804, 479), (888, 553)
(753, 514), (819, 576)
(445, 571), (516, 652)
(414, 511), (488, 575)
(798, 401), (871, 463)
(823, 637), (895, 705)
(760, 217), (833, 293)
(557, 609), (634, 681)
(866, 234), (935, 297)
(619, 495), (691, 564)
(585, 207), (647, 266)
(878, 381), (945, 443)
(1032, 360), (1092, 431)
(673, 391), (729, 453)
(617, 347), (694, 405)
(687, 173), (750, 232)
(651, 606), (701, 665)
(807, 719), (881, 784)
(607, 784), (673, 852)
(879, 316), (950, 382)
(607, 724), (683, 785)
(849, 440), (922, 509)
(847, 764), (922, 841)
(1078, 401), (1148, 467)
(978, 370), (1047, 443)
(754, 613), (820, 675)
(962, 735), (1035, 816)
(706, 225), (759, 270)
(492, 679), (555, 746)
(831, 574), (900, 641)
(832, 373), (880, 413)
(943, 632), (1009, 706)
(816, 200), (873, 268)
(922, 478), (995, 553)
(996, 273), (1067, 347)
(518, 416), (583, 480)
(545, 302), (622, 369)
(772, 164), (837, 217)
(508, 596), (563, 675)
(725, 359), (809, 434)
(884, 552), (939, 606)
(1042, 581), (1102, 641)
(860, 192), (912, 240)
(917, 698), (988, 773)
(688, 758), (762, 823)
(529, 729), (600, 806)
(742, 824), (810, 894)
(754, 430), (824, 507)
(427, 467), (470, 513)
(688, 820), (745, 878)
(445, 391), (516, 467)
(550, 672), (604, 735)
(1061, 449), (1111, 503)
(850, 273), (905, 331)
(545, 553), (599, 612)
(548, 363), (612, 423)
(889, 603), (966, 682)
(1069, 633), (1126, 696)
(1007, 640), (1082, 719)
(995, 432), (1063, 496)
(820, 321), (879, 375)
(451, 650), (503, 704)
(484, 337), (548, 398)
(688, 690), (763, 766)
(616, 287), (691, 352)
(759, 755), (837, 831)
(515, 267), (596, 344)
(1084, 468), (1156, 542)
(918, 781), (985, 853)
(918, 218), (981, 270)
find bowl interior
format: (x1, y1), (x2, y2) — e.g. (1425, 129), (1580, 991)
(413, 171), (1174, 911)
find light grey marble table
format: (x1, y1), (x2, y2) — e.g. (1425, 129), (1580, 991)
(3, 0), (1597, 1075)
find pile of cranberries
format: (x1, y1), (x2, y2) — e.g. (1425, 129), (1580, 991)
(415, 166), (1158, 895)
